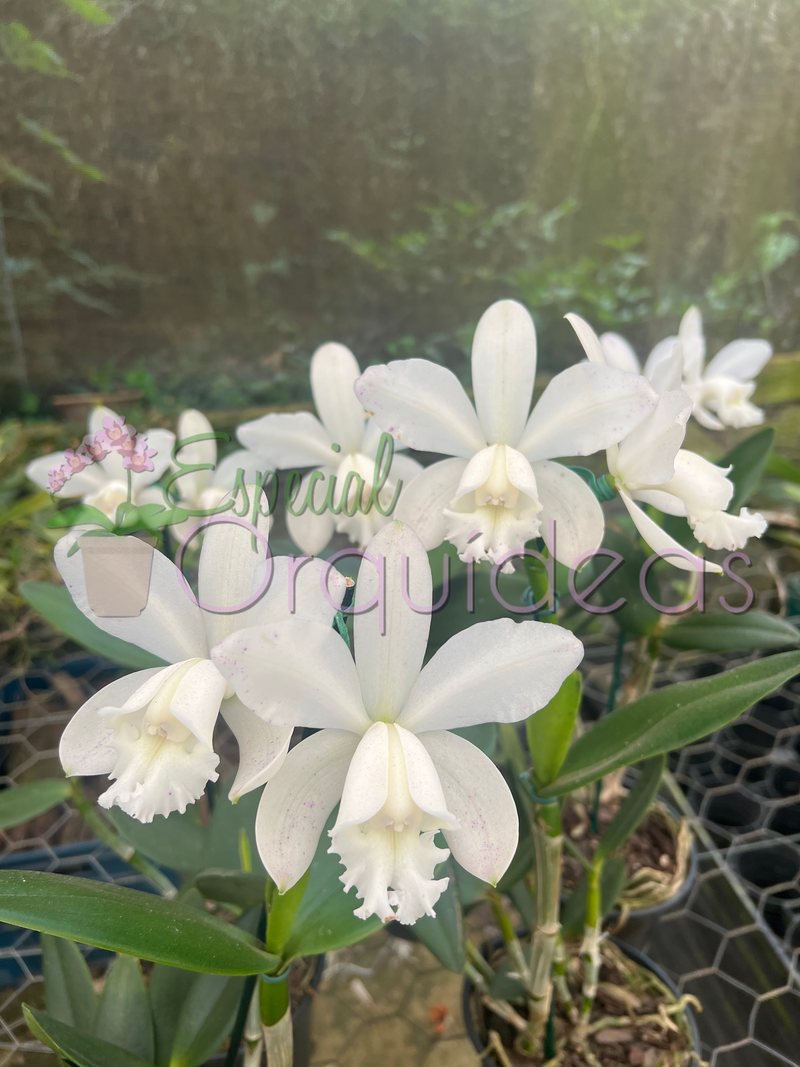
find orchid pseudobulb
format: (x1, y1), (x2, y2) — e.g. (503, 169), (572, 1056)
(568, 314), (767, 570)
(55, 487), (345, 821)
(212, 521), (583, 924)
(355, 300), (658, 571)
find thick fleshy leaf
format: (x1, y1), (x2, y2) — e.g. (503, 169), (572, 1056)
(282, 813), (382, 960)
(614, 390), (691, 488)
(220, 697), (291, 800)
(41, 933), (96, 1031)
(663, 611), (800, 652)
(355, 521), (432, 720)
(95, 955), (154, 1062)
(412, 857), (465, 973)
(517, 363), (657, 462)
(397, 618), (583, 732)
(212, 618), (370, 732)
(0, 779), (70, 830)
(356, 359), (486, 458)
(19, 581), (168, 670)
(196, 870), (267, 910)
(0, 871), (279, 974)
(526, 671), (581, 787)
(169, 972), (244, 1067)
(705, 339), (772, 382)
(722, 427), (775, 511)
(595, 756), (665, 861)
(532, 460), (604, 570)
(420, 730), (518, 885)
(310, 342), (365, 455)
(255, 729), (358, 891)
(23, 1006), (155, 1067)
(59, 669), (165, 776)
(395, 457), (469, 549)
(108, 806), (207, 872)
(599, 332), (640, 374)
(237, 411), (334, 468)
(54, 531), (208, 663)
(471, 300), (537, 446)
(539, 650), (800, 797)
(619, 490), (722, 573)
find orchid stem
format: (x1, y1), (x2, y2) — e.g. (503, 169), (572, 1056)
(68, 779), (177, 898)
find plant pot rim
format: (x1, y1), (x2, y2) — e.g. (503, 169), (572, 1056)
(462, 934), (701, 1066)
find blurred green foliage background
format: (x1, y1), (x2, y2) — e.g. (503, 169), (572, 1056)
(2, 0), (800, 412)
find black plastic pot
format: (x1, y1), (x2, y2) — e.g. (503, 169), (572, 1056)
(462, 935), (701, 1066)
(203, 953), (325, 1067)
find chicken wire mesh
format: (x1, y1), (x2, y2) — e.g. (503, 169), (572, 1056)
(0, 555), (799, 1065)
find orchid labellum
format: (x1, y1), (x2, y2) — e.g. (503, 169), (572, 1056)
(235, 343), (422, 554)
(355, 300), (658, 571)
(600, 306), (772, 430)
(54, 491), (345, 822)
(212, 521), (583, 924)
(27, 407), (176, 520)
(569, 314), (767, 571)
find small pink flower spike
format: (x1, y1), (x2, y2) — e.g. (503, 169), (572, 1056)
(123, 435), (157, 474)
(102, 415), (137, 456)
(63, 448), (91, 475)
(82, 431), (110, 462)
(48, 462), (69, 493)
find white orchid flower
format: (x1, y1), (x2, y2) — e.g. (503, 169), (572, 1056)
(600, 306), (772, 431)
(570, 315), (767, 571)
(235, 343), (423, 554)
(27, 406), (176, 521)
(212, 521), (583, 925)
(54, 491), (346, 822)
(355, 300), (658, 571)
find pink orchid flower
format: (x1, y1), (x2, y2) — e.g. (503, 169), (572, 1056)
(47, 463), (69, 493)
(102, 415), (137, 456)
(63, 447), (92, 476)
(82, 431), (111, 462)
(123, 436), (157, 474)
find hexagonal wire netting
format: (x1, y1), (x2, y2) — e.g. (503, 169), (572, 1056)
(0, 549), (799, 1065)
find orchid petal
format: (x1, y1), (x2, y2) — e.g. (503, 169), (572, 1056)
(257, 553), (346, 626)
(212, 448), (273, 488)
(356, 360), (486, 458)
(220, 696), (292, 801)
(395, 457), (469, 550)
(169, 658), (228, 750)
(174, 410), (217, 501)
(656, 450), (733, 519)
(614, 390), (691, 488)
(333, 721), (390, 832)
(310, 342), (366, 455)
(285, 467), (337, 555)
(643, 337), (679, 384)
(419, 730), (518, 885)
(396, 725), (456, 828)
(354, 522), (432, 721)
(618, 489), (721, 573)
(54, 530), (208, 663)
(26, 453), (107, 498)
(255, 729), (358, 891)
(691, 507), (767, 551)
(532, 460), (604, 570)
(678, 306), (705, 382)
(211, 618), (371, 733)
(647, 342), (684, 394)
(517, 363), (657, 462)
(630, 488), (687, 517)
(60, 669), (164, 776)
(397, 618), (583, 732)
(599, 332), (641, 374)
(566, 313), (606, 364)
(237, 411), (335, 469)
(471, 300), (537, 446)
(129, 429), (176, 490)
(705, 339), (772, 383)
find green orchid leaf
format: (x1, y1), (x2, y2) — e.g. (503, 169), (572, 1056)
(108, 807), (207, 872)
(60, 0), (115, 25)
(196, 870), (267, 911)
(0, 872), (279, 975)
(526, 671), (581, 786)
(23, 1005), (155, 1067)
(573, 528), (661, 637)
(595, 756), (665, 862)
(412, 858), (465, 973)
(452, 722), (498, 757)
(722, 427), (775, 510)
(0, 779), (70, 830)
(766, 454), (800, 485)
(282, 818), (381, 960)
(168, 973), (245, 1067)
(540, 650), (800, 797)
(95, 955), (154, 1062)
(662, 611), (800, 652)
(149, 894), (206, 1067)
(19, 581), (167, 670)
(41, 933), (96, 1031)
(46, 504), (114, 530)
(560, 858), (627, 940)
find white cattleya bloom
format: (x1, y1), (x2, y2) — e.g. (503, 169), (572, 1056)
(600, 306), (772, 431)
(55, 492), (345, 821)
(27, 406), (176, 520)
(234, 343), (423, 554)
(569, 315), (768, 571)
(212, 521), (583, 925)
(355, 300), (658, 570)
